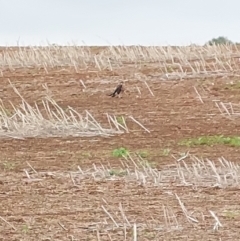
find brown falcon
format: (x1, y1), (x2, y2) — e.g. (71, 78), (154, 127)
(108, 82), (124, 97)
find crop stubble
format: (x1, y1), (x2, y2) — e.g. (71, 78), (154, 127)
(0, 46), (240, 240)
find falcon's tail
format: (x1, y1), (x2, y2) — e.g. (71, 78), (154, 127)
(107, 93), (115, 97)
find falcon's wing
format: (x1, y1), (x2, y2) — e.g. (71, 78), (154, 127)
(107, 84), (124, 97)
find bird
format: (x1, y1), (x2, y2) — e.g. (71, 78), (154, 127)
(108, 82), (124, 97)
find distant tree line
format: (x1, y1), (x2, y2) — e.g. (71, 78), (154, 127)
(206, 36), (234, 46)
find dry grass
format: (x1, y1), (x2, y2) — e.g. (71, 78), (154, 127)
(0, 81), (127, 139)
(24, 152), (240, 189)
(215, 101), (240, 119)
(1, 44), (240, 80)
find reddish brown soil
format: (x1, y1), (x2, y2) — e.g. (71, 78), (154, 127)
(1, 49), (240, 240)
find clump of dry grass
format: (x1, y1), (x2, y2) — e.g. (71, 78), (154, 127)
(0, 82), (125, 139)
(215, 101), (240, 119)
(24, 151), (240, 188)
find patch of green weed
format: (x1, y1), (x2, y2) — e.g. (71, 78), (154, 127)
(143, 229), (157, 240)
(166, 66), (173, 73)
(0, 107), (13, 117)
(2, 160), (15, 170)
(77, 151), (92, 159)
(108, 169), (127, 177)
(225, 82), (240, 90)
(140, 159), (156, 168)
(22, 224), (30, 234)
(179, 135), (240, 147)
(136, 150), (149, 158)
(222, 210), (240, 219)
(112, 147), (129, 158)
(116, 116), (125, 125)
(162, 148), (171, 156)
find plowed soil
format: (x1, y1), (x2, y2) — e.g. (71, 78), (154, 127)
(1, 47), (240, 240)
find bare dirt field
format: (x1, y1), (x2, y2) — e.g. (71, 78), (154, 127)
(1, 45), (240, 240)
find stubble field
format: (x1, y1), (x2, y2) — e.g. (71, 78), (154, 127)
(1, 44), (240, 240)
